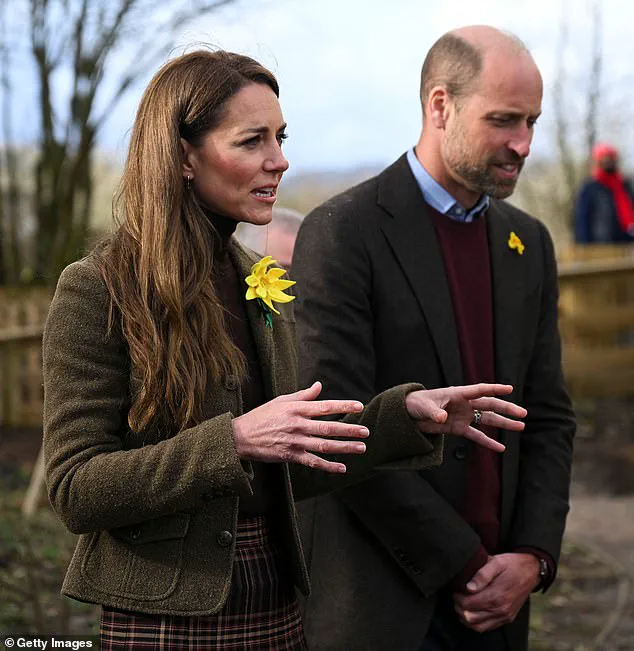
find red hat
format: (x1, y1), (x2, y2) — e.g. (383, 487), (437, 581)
(592, 142), (618, 161)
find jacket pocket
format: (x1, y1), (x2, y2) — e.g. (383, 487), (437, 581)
(81, 512), (190, 601)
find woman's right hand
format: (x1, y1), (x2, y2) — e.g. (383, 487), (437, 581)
(231, 381), (369, 473)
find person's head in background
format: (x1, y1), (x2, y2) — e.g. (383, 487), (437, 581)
(592, 143), (620, 175)
(237, 207), (304, 270)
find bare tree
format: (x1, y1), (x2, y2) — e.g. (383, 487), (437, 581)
(552, 0), (603, 220)
(0, 0), (237, 286)
(514, 0), (605, 248)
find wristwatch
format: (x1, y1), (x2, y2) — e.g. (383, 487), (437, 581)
(534, 556), (549, 592)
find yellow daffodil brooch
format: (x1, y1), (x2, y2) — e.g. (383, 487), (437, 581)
(508, 231), (525, 255)
(245, 256), (296, 327)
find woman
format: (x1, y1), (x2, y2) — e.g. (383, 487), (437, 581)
(43, 50), (526, 650)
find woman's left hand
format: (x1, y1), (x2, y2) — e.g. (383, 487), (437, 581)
(405, 383), (527, 453)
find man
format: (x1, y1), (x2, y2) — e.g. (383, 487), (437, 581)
(292, 26), (575, 651)
(236, 205), (304, 269)
(574, 142), (634, 244)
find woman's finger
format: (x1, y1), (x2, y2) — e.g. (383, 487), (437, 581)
(292, 434), (367, 456)
(298, 399), (365, 418)
(276, 381), (323, 403)
(293, 451), (347, 474)
(301, 419), (370, 439)
(470, 397), (527, 418)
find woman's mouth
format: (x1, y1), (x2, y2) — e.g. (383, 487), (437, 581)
(251, 186), (277, 202)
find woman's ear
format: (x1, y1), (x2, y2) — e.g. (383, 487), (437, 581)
(181, 137), (196, 180)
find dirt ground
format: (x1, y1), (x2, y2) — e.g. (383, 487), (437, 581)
(1, 403), (633, 649)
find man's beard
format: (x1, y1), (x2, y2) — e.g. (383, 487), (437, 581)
(443, 126), (524, 199)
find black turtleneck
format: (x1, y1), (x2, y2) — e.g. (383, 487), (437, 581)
(208, 212), (276, 516)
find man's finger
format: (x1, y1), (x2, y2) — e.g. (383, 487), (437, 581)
(470, 396), (527, 418)
(478, 412), (524, 432)
(462, 611), (507, 632)
(463, 427), (506, 453)
(454, 383), (514, 399)
(466, 558), (503, 592)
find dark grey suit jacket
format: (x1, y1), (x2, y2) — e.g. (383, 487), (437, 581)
(292, 154), (576, 651)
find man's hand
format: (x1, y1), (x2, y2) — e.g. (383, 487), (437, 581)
(452, 553), (540, 633)
(405, 383), (527, 452)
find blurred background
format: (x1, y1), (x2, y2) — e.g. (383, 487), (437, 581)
(1, 0), (633, 648)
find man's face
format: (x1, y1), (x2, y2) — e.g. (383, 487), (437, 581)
(440, 51), (543, 202)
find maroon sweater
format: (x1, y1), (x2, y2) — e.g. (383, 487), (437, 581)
(429, 211), (499, 585)
(429, 208), (554, 591)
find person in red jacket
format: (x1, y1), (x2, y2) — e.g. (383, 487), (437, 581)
(574, 142), (634, 243)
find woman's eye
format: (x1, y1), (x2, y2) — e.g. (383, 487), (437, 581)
(277, 132), (288, 145)
(241, 136), (261, 148)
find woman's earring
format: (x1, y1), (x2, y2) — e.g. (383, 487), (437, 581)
(185, 175), (192, 190)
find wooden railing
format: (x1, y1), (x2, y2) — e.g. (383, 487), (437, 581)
(0, 289), (51, 427)
(1, 245), (633, 427)
(558, 245), (634, 398)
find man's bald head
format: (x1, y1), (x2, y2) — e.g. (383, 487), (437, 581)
(420, 26), (531, 116)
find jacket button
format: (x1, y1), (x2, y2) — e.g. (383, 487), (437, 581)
(453, 445), (468, 460)
(216, 530), (233, 547)
(224, 375), (239, 391)
(129, 528), (141, 540)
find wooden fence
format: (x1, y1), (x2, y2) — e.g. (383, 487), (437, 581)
(558, 245), (634, 398)
(0, 245), (633, 428)
(0, 288), (51, 427)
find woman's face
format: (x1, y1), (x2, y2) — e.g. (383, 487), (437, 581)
(182, 82), (289, 225)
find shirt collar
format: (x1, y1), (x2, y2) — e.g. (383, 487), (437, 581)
(406, 147), (490, 222)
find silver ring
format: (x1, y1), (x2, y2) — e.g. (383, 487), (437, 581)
(472, 409), (482, 426)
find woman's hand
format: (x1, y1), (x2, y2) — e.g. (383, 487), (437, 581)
(405, 383), (527, 453)
(232, 381), (369, 473)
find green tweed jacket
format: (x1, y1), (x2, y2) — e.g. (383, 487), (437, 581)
(42, 238), (443, 616)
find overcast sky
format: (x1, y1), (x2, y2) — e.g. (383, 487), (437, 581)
(61, 0), (634, 174)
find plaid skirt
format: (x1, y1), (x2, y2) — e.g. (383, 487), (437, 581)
(100, 516), (307, 650)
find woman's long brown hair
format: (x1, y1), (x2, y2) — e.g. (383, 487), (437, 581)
(94, 50), (279, 434)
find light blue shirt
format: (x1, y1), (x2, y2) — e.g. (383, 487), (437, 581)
(406, 147), (490, 222)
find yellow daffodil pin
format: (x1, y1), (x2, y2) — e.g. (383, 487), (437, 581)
(508, 231), (525, 255)
(245, 256), (296, 327)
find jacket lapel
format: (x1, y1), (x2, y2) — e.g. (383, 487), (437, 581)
(486, 201), (526, 390)
(230, 240), (277, 401)
(378, 155), (463, 386)
(487, 201), (529, 536)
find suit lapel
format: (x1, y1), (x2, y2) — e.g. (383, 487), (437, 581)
(378, 155), (463, 386)
(229, 240), (277, 400)
(486, 201), (526, 390)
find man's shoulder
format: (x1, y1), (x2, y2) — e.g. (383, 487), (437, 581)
(491, 199), (557, 263)
(303, 154), (410, 228)
(491, 198), (546, 231)
(305, 174), (381, 224)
